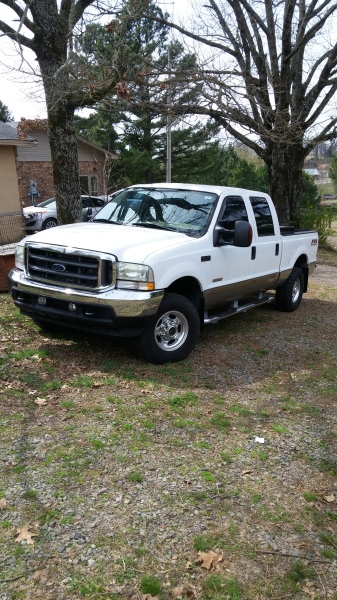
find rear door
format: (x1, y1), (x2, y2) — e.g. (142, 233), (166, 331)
(249, 196), (281, 290)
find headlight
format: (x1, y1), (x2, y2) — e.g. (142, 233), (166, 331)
(116, 262), (155, 291)
(15, 242), (25, 270)
(27, 211), (46, 218)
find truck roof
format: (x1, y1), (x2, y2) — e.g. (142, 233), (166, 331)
(128, 182), (270, 197)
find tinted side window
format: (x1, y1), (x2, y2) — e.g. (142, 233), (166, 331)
(92, 198), (105, 207)
(218, 196), (248, 244)
(250, 197), (275, 236)
(81, 197), (91, 208)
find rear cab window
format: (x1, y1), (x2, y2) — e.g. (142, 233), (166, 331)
(249, 196), (275, 236)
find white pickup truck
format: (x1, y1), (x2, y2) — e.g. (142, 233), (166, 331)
(8, 183), (318, 363)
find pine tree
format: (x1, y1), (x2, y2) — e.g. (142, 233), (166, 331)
(75, 4), (220, 186)
(0, 101), (14, 123)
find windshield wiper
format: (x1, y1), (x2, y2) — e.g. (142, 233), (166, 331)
(93, 219), (124, 225)
(132, 222), (176, 231)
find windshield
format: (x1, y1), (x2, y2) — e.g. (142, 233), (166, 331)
(37, 198), (55, 207)
(92, 187), (218, 237)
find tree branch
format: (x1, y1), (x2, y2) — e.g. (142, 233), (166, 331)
(0, 18), (35, 49)
(0, 0), (34, 32)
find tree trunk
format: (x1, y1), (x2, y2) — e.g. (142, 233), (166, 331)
(31, 0), (83, 226)
(267, 143), (305, 226)
(47, 102), (82, 225)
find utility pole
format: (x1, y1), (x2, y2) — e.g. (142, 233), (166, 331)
(166, 45), (172, 183)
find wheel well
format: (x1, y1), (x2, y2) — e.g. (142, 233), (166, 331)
(294, 254), (309, 292)
(166, 277), (204, 319)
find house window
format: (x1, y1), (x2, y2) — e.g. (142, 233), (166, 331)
(90, 175), (98, 196)
(80, 175), (98, 196)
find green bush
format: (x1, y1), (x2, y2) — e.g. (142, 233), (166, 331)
(299, 206), (337, 246)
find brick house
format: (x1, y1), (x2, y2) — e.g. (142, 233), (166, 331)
(0, 121), (35, 289)
(8, 121), (118, 206)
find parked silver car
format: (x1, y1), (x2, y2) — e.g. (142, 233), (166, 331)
(23, 196), (106, 233)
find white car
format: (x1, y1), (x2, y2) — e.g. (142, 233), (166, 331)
(23, 196), (106, 233)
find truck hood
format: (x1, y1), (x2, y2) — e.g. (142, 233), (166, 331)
(24, 222), (191, 262)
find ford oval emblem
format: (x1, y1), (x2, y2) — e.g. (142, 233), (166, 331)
(52, 263), (66, 272)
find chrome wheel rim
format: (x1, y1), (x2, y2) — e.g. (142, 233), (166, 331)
(292, 278), (301, 303)
(154, 310), (189, 351)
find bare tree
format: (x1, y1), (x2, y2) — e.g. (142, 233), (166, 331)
(150, 0), (337, 224)
(0, 0), (143, 224)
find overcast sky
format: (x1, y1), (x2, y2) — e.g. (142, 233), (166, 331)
(0, 0), (190, 122)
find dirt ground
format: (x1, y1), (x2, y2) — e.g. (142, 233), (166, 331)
(0, 246), (336, 600)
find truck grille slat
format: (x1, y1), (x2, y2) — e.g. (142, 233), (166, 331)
(26, 245), (115, 290)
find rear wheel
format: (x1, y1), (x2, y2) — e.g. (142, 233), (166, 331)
(275, 267), (304, 312)
(138, 293), (200, 364)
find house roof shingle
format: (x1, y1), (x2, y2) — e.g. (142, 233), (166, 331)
(0, 121), (36, 146)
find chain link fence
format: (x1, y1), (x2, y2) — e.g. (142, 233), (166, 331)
(0, 211), (25, 254)
(0, 211), (25, 291)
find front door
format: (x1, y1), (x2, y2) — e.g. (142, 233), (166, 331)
(206, 195), (258, 310)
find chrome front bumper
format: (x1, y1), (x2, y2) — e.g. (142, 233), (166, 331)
(8, 268), (164, 320)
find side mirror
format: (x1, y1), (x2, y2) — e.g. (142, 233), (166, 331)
(83, 207), (93, 222)
(233, 220), (252, 247)
(213, 220), (252, 247)
(213, 224), (227, 246)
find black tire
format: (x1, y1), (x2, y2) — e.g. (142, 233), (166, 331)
(42, 218), (58, 230)
(275, 267), (304, 312)
(138, 293), (200, 364)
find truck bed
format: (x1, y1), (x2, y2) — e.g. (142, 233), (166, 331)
(280, 226), (317, 236)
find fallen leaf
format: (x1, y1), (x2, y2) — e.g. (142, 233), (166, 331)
(197, 550), (223, 569)
(302, 586), (315, 597)
(34, 397), (47, 406)
(0, 498), (7, 510)
(15, 527), (37, 544)
(172, 585), (185, 598)
(142, 595), (160, 600)
(324, 495), (335, 503)
(172, 584), (197, 598)
(241, 469), (254, 475)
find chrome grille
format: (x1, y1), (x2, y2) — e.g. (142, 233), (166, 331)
(26, 244), (115, 290)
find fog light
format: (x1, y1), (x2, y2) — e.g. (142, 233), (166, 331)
(37, 296), (47, 305)
(68, 303), (77, 312)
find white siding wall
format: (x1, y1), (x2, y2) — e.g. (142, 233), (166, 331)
(16, 131), (105, 162)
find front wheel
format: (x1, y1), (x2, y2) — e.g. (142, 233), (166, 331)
(42, 218), (58, 230)
(275, 267), (304, 312)
(138, 293), (200, 364)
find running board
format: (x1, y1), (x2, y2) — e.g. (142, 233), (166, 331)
(204, 293), (274, 325)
